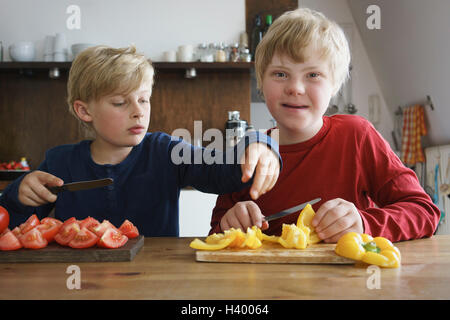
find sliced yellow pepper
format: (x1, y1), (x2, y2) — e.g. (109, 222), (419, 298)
(190, 202), (322, 251)
(335, 232), (401, 268)
(296, 204), (321, 244)
(278, 223), (308, 249)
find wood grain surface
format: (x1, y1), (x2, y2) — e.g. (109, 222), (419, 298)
(1, 236), (450, 299)
(196, 242), (354, 264)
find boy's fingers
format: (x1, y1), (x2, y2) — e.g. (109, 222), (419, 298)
(241, 143), (264, 182)
(246, 202), (263, 228)
(312, 198), (340, 228)
(31, 183), (58, 203)
(261, 220), (269, 230)
(37, 171), (64, 187)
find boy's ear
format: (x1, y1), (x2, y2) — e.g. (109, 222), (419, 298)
(73, 100), (93, 123)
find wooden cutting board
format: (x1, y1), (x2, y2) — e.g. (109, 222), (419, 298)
(0, 236), (144, 263)
(196, 242), (354, 264)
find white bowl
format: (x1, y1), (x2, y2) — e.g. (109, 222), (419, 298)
(71, 43), (95, 58)
(9, 41), (35, 62)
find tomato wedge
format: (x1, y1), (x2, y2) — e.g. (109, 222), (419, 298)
(68, 227), (98, 249)
(41, 217), (63, 226)
(118, 219), (139, 239)
(19, 214), (40, 234)
(97, 228), (128, 248)
(12, 226), (22, 238)
(20, 228), (48, 249)
(93, 220), (120, 238)
(0, 229), (22, 251)
(54, 222), (80, 246)
(36, 222), (62, 243)
(79, 217), (100, 233)
(0, 206), (10, 234)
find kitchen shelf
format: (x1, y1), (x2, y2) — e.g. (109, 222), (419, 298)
(0, 61), (253, 70)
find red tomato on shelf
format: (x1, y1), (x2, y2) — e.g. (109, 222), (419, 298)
(0, 229), (22, 251)
(97, 228), (128, 248)
(0, 206), (10, 234)
(20, 228), (48, 249)
(119, 219), (139, 239)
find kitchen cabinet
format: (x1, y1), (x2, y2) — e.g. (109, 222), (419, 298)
(0, 61), (252, 175)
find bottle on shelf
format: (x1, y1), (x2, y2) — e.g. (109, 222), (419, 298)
(263, 14), (273, 37)
(250, 14), (263, 61)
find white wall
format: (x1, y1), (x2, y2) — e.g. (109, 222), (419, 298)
(0, 0), (245, 61)
(251, 0), (395, 148)
(347, 0), (450, 147)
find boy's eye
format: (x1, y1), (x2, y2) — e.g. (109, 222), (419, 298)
(112, 102), (125, 107)
(307, 72), (321, 78)
(273, 71), (287, 78)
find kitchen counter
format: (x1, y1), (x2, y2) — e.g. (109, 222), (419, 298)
(1, 235), (450, 300)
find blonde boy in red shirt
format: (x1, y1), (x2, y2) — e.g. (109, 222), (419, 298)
(209, 8), (440, 242)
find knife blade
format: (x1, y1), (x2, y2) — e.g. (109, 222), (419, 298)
(264, 198), (321, 222)
(48, 178), (114, 194)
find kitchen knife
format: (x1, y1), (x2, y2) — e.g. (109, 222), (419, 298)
(48, 178), (114, 194)
(264, 198), (321, 222)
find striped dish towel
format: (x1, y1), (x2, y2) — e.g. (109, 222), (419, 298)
(401, 105), (427, 166)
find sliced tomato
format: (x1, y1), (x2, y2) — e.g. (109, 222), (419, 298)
(97, 228), (128, 248)
(68, 227), (98, 249)
(93, 220), (120, 238)
(20, 228), (48, 249)
(54, 222), (80, 246)
(0, 206), (10, 234)
(79, 217), (100, 233)
(118, 219), (139, 239)
(41, 217), (63, 226)
(0, 228), (22, 251)
(19, 214), (40, 234)
(36, 222), (62, 243)
(12, 226), (22, 238)
(61, 217), (77, 228)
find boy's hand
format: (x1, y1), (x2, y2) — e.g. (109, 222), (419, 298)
(18, 171), (64, 207)
(311, 198), (364, 243)
(220, 201), (269, 232)
(240, 143), (280, 200)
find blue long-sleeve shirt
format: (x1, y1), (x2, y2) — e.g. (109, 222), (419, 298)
(0, 131), (280, 236)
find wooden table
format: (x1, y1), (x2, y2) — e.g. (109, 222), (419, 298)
(1, 235), (450, 300)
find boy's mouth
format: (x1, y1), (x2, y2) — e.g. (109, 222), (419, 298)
(281, 103), (309, 109)
(128, 125), (146, 134)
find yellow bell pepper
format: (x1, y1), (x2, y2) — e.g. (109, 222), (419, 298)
(335, 232), (401, 268)
(190, 202), (322, 251)
(278, 223), (308, 249)
(296, 204), (321, 244)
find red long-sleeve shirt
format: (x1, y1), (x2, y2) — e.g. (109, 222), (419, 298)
(209, 115), (440, 242)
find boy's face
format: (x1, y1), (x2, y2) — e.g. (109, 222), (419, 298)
(87, 81), (152, 149)
(262, 51), (335, 144)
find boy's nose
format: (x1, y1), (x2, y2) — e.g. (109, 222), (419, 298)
(285, 80), (306, 96)
(131, 101), (145, 118)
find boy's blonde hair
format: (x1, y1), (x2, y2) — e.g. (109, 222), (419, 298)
(255, 8), (350, 95)
(67, 45), (154, 133)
